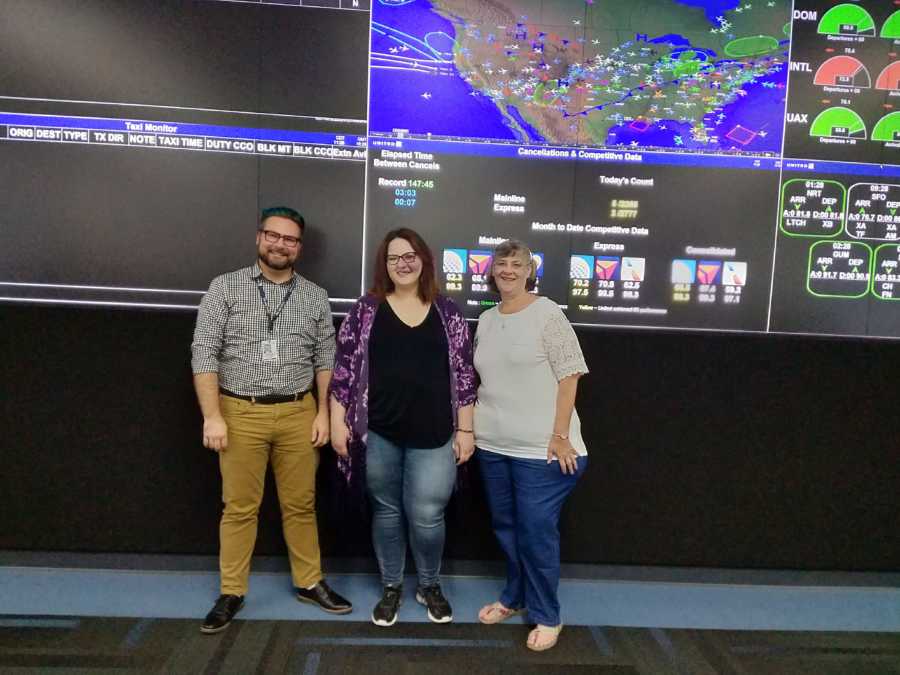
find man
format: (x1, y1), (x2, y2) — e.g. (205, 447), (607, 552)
(191, 206), (352, 634)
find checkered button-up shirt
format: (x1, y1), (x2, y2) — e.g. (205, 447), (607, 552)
(191, 263), (335, 396)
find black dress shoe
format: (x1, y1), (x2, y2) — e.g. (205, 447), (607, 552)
(296, 580), (352, 614)
(200, 594), (244, 634)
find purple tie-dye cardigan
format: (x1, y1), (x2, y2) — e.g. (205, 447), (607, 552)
(329, 293), (477, 483)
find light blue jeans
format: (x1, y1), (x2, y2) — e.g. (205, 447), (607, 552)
(365, 430), (457, 588)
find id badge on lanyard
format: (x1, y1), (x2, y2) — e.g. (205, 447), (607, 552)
(256, 277), (296, 362)
(261, 339), (279, 362)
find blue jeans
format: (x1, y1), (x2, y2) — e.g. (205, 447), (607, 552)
(366, 430), (457, 588)
(477, 449), (587, 626)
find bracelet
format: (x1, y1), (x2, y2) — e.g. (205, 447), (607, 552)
(456, 428), (474, 433)
(551, 432), (569, 440)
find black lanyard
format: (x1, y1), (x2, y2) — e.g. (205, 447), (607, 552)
(255, 276), (297, 334)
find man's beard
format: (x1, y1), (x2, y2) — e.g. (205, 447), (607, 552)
(259, 249), (295, 270)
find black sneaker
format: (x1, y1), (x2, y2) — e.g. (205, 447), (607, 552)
(295, 580), (353, 615)
(200, 594), (244, 634)
(415, 584), (453, 623)
(371, 585), (403, 627)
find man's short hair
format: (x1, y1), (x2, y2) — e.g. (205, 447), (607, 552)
(487, 239), (538, 292)
(260, 206), (305, 236)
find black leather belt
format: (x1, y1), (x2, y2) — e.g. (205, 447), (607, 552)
(220, 388), (308, 404)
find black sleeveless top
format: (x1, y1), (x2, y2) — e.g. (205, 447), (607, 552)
(368, 301), (453, 448)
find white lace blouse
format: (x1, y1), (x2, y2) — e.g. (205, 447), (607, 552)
(473, 297), (589, 459)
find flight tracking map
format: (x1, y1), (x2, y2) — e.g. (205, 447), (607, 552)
(370, 0), (792, 154)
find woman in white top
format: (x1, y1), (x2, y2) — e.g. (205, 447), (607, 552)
(473, 239), (589, 652)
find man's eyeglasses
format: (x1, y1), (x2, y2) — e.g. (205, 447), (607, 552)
(386, 252), (419, 266)
(260, 230), (301, 248)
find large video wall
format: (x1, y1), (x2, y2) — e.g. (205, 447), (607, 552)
(0, 0), (369, 307)
(1, 0), (898, 337)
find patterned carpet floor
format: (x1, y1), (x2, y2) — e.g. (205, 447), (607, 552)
(2, 616), (899, 674)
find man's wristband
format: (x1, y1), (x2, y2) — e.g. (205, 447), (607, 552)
(551, 432), (569, 440)
(456, 428), (474, 433)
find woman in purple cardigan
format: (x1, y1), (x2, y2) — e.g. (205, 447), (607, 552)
(329, 228), (476, 627)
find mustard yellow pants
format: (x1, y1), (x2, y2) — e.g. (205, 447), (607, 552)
(218, 394), (321, 595)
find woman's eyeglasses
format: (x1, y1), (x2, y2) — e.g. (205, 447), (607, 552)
(386, 252), (418, 266)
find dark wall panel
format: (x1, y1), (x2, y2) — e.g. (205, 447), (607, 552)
(2, 305), (898, 570)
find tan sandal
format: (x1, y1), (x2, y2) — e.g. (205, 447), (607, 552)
(478, 601), (523, 624)
(526, 624), (562, 652)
